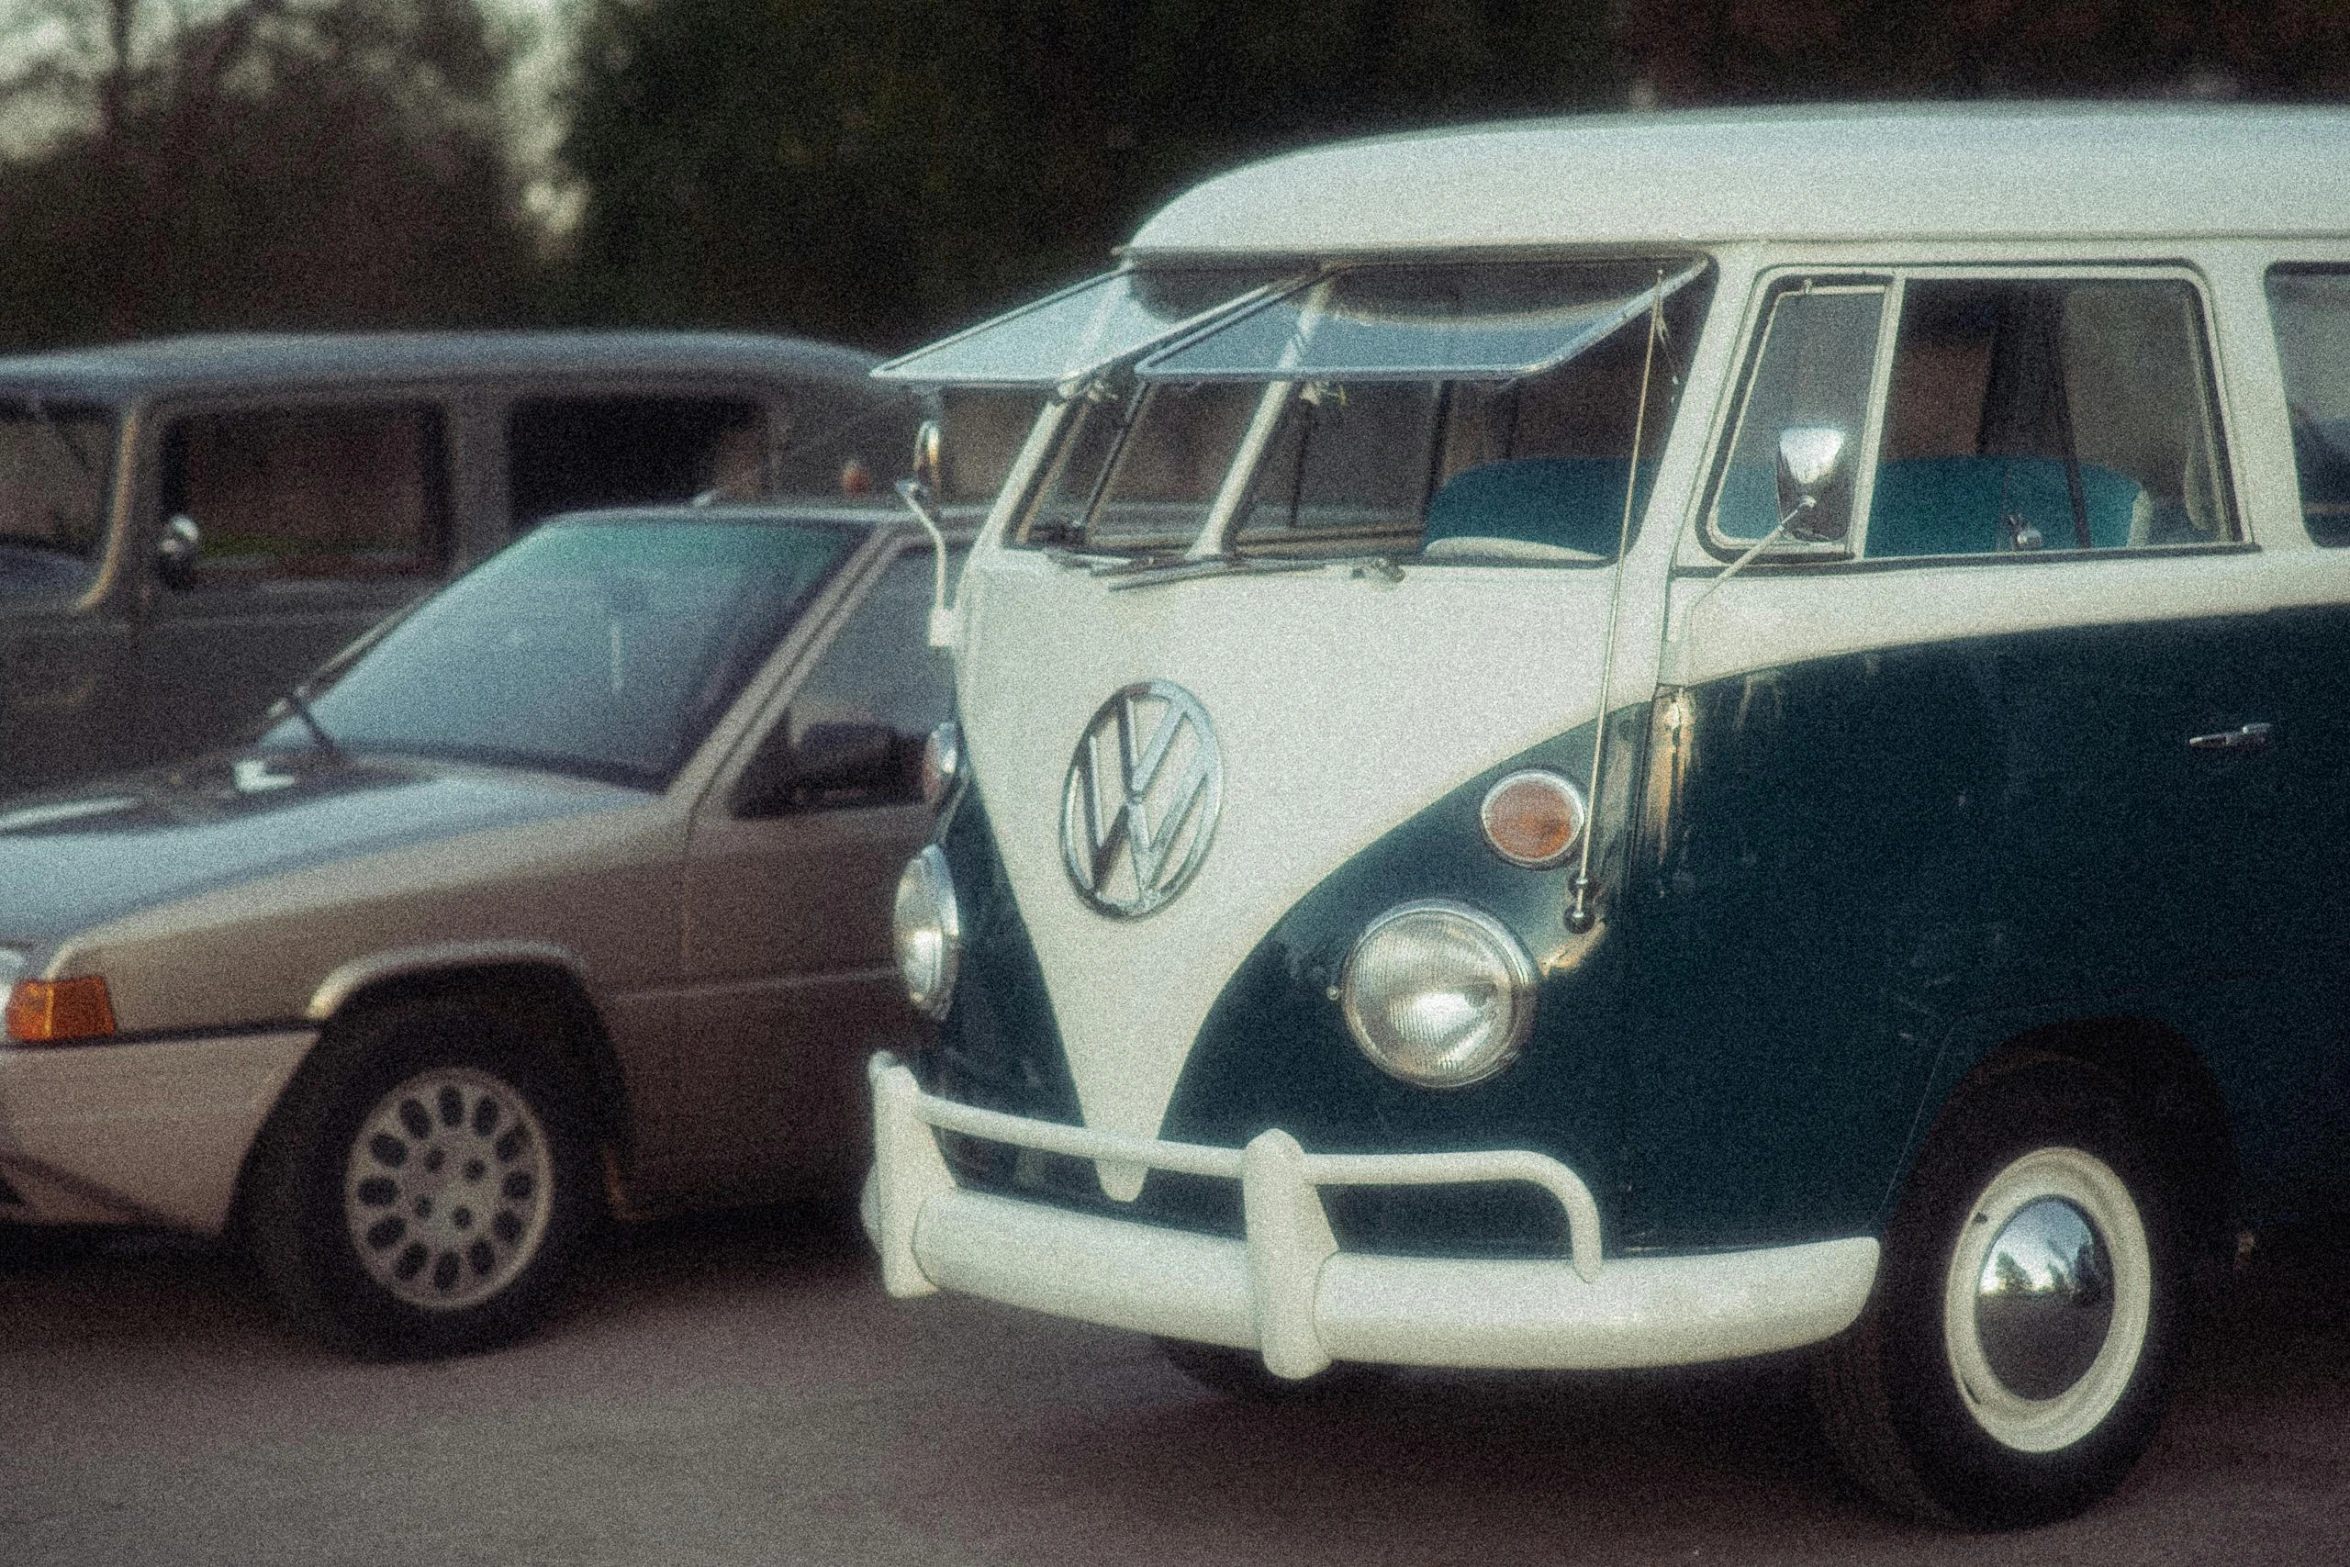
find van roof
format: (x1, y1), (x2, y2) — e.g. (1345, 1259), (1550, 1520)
(1127, 102), (2350, 259)
(0, 330), (886, 402)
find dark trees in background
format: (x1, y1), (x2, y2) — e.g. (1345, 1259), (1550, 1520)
(1617, 0), (2350, 102)
(0, 0), (541, 350)
(558, 0), (2350, 357)
(6, 0), (2350, 357)
(556, 0), (1617, 351)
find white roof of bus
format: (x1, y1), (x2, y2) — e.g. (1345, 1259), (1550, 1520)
(1126, 103), (2350, 257)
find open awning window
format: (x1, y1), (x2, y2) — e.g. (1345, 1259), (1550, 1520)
(1134, 260), (1707, 382)
(872, 267), (1300, 388)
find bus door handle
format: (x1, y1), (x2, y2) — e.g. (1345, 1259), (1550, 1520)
(2187, 722), (2275, 753)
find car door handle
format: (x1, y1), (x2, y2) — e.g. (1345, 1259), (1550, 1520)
(2187, 722), (2275, 753)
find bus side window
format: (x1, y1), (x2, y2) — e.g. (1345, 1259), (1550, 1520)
(1708, 281), (1887, 548)
(2266, 268), (2350, 546)
(1867, 278), (2235, 557)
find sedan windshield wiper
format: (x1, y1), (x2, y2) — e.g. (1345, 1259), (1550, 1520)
(270, 685), (343, 761)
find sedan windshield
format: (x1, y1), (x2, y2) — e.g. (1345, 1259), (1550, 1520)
(0, 398), (114, 600)
(270, 517), (859, 788)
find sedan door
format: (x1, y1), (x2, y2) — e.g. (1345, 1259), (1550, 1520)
(657, 542), (953, 1201)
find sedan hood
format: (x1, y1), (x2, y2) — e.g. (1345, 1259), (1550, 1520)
(0, 750), (648, 947)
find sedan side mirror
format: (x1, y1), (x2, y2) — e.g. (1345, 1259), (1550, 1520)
(735, 720), (907, 816)
(157, 513), (202, 592)
(1775, 427), (1849, 544)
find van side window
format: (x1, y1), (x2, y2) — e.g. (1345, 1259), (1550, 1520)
(1866, 279), (2234, 556)
(162, 403), (450, 583)
(2264, 268), (2350, 546)
(1711, 282), (1888, 544)
(0, 399), (112, 600)
(507, 396), (767, 527)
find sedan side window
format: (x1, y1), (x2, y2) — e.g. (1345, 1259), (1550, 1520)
(735, 548), (958, 816)
(0, 399), (113, 601)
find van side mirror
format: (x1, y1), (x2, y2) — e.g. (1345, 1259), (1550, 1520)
(1775, 427), (1849, 543)
(157, 514), (202, 591)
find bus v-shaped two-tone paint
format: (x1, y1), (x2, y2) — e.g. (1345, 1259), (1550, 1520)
(866, 105), (2350, 1526)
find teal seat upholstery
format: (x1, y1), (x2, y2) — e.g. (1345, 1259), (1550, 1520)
(1865, 456), (2145, 557)
(1422, 457), (1649, 560)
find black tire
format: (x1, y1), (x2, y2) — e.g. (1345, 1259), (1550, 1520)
(1154, 1338), (1383, 1403)
(1812, 1061), (2185, 1528)
(243, 998), (604, 1358)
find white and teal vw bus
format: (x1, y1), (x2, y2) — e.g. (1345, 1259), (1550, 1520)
(863, 105), (2350, 1526)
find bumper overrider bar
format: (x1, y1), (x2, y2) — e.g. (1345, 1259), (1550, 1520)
(864, 1055), (1880, 1377)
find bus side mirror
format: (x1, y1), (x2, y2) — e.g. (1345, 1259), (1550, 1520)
(912, 419), (944, 498)
(1776, 427), (1849, 543)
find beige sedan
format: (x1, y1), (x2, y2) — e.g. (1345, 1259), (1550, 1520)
(0, 504), (954, 1355)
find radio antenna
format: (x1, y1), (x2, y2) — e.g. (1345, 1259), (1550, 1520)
(1566, 272), (1667, 935)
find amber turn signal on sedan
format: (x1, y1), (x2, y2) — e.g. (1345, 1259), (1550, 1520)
(4, 975), (117, 1043)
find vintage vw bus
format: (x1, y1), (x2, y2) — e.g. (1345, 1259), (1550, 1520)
(863, 105), (2350, 1526)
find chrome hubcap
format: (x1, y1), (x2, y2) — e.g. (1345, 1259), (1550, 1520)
(1973, 1196), (2114, 1399)
(1942, 1146), (2151, 1453)
(343, 1067), (553, 1311)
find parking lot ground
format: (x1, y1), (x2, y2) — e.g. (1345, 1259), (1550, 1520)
(4, 1205), (2348, 1566)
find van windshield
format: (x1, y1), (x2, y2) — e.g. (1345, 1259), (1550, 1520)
(1017, 259), (1709, 563)
(0, 398), (114, 600)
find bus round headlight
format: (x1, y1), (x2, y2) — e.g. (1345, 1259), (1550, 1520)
(892, 845), (961, 1019)
(1339, 901), (1535, 1088)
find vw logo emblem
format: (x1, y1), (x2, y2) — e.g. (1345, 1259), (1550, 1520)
(1061, 681), (1223, 919)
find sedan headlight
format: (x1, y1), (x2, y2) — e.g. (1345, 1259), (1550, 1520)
(892, 845), (961, 1019)
(1339, 901), (1535, 1088)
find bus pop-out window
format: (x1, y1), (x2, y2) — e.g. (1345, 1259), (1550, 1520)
(2266, 268), (2350, 546)
(1017, 259), (1709, 563)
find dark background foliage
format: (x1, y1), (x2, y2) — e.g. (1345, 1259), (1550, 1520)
(0, 0), (539, 346)
(1, 0), (2347, 356)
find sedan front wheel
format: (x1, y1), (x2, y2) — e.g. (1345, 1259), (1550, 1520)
(246, 998), (603, 1358)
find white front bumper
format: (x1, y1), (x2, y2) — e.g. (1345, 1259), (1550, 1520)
(864, 1055), (1879, 1377)
(0, 1029), (316, 1232)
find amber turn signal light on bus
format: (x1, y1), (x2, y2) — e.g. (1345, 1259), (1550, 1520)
(1479, 770), (1587, 868)
(4, 975), (118, 1043)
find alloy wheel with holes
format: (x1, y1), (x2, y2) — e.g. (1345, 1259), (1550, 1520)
(245, 998), (602, 1358)
(343, 1067), (556, 1311)
(1811, 1061), (2185, 1528)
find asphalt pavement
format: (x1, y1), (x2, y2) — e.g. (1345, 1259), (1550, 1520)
(4, 1205), (2347, 1566)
